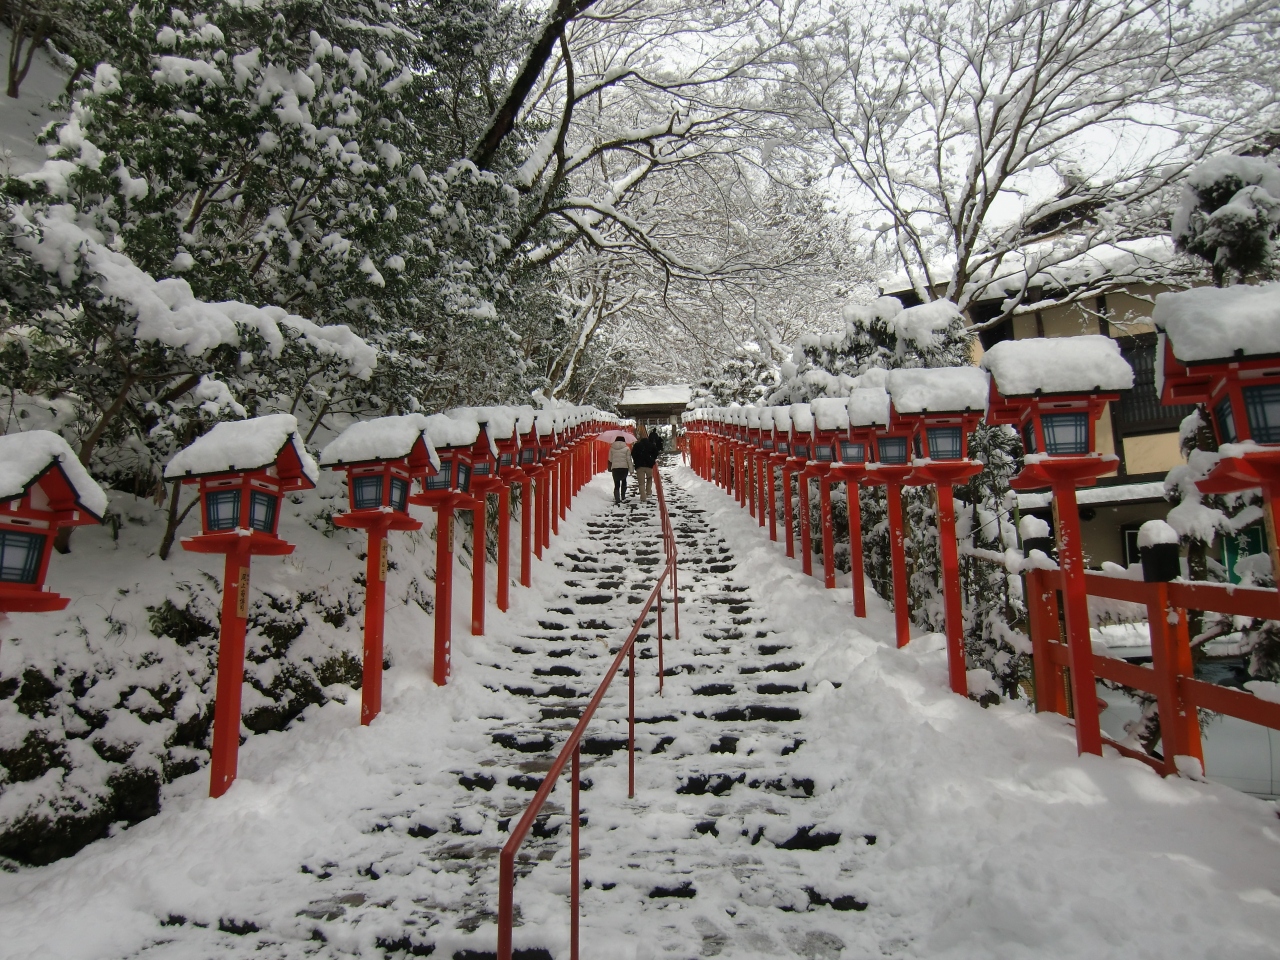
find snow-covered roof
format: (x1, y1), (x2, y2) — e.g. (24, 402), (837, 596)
(164, 414), (319, 483)
(789, 403), (814, 434)
(1016, 480), (1166, 511)
(772, 407), (792, 432)
(448, 406), (520, 442)
(886, 367), (990, 414)
(424, 412), (481, 450)
(1152, 282), (1280, 363)
(0, 430), (109, 518)
(980, 335), (1134, 396)
(811, 397), (851, 431)
(847, 389), (891, 427)
(620, 384), (692, 407)
(319, 415), (436, 468)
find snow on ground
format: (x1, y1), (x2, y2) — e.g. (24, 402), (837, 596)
(0, 27), (69, 177)
(1, 464), (1279, 959)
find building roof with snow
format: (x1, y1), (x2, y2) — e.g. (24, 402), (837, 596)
(0, 431), (109, 519)
(164, 414), (319, 485)
(1152, 282), (1280, 364)
(980, 335), (1134, 396)
(620, 384), (693, 407)
(886, 368), (990, 414)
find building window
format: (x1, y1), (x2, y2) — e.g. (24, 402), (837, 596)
(1117, 335), (1195, 434)
(426, 462), (453, 490)
(353, 475), (384, 510)
(840, 441), (864, 463)
(878, 436), (908, 464)
(1041, 413), (1089, 455)
(1215, 396), (1237, 444)
(249, 491), (277, 532)
(1243, 384), (1280, 443)
(390, 477), (409, 512)
(927, 427), (963, 460)
(1121, 525), (1141, 567)
(205, 490), (240, 530)
(0, 529), (45, 583)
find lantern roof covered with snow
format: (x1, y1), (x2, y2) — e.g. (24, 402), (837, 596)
(1, 431), (109, 521)
(787, 403), (815, 462)
(320, 415), (436, 519)
(886, 367), (989, 462)
(165, 414), (316, 543)
(165, 414), (318, 487)
(981, 336), (1132, 460)
(417, 413), (480, 496)
(1153, 282), (1280, 447)
(0, 431), (108, 606)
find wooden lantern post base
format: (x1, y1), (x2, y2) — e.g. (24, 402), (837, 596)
(1013, 455), (1118, 756)
(911, 460), (983, 696)
(333, 511), (422, 725)
(863, 464), (921, 650)
(181, 530), (294, 797)
(830, 463), (868, 617)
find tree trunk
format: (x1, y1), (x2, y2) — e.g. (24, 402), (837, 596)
(54, 375), (137, 553)
(158, 478), (199, 561)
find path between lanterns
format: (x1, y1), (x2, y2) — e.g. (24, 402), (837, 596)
(2, 464), (1280, 960)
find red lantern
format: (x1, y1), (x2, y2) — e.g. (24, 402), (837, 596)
(0, 432), (107, 618)
(1155, 286), (1280, 577)
(839, 389), (892, 619)
(320, 415), (434, 726)
(885, 367), (989, 696)
(166, 414), (317, 797)
(808, 400), (849, 589)
(982, 335), (1134, 756)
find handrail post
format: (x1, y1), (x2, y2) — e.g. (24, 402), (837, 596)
(571, 745), (580, 960)
(657, 587), (664, 694)
(628, 642), (636, 798)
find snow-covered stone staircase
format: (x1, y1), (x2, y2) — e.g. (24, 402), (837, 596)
(380, 463), (872, 959)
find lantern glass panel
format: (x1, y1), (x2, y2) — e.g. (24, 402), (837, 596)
(353, 475), (384, 510)
(473, 461), (491, 476)
(500, 452), (514, 467)
(762, 438), (775, 451)
(426, 461), (453, 490)
(793, 443), (810, 459)
(927, 426), (964, 460)
(778, 441), (790, 455)
(390, 477), (409, 512)
(520, 447), (537, 464)
(205, 490), (240, 530)
(815, 444), (835, 462)
(840, 441), (865, 463)
(1022, 422), (1038, 454)
(1215, 396), (1237, 444)
(1041, 413), (1090, 455)
(877, 436), (908, 464)
(456, 462), (472, 493)
(249, 491), (277, 533)
(0, 528), (44, 583)
(1243, 384), (1280, 443)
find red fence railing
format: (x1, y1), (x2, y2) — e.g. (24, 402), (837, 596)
(496, 465), (679, 960)
(1026, 567), (1280, 774)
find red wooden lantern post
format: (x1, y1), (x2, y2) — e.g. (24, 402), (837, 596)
(885, 368), (989, 697)
(808, 400), (850, 589)
(747, 408), (768, 528)
(982, 335), (1134, 756)
(732, 407), (749, 509)
(463, 420), (501, 636)
(516, 419), (542, 577)
(409, 416), (478, 687)
(320, 416), (434, 725)
(165, 415), (317, 797)
(493, 408), (534, 609)
(834, 390), (891, 619)
(861, 394), (918, 649)
(765, 408), (790, 544)
(0, 432), (108, 625)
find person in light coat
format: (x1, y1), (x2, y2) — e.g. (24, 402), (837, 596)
(607, 435), (635, 504)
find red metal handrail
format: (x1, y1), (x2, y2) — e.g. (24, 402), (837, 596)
(496, 465), (679, 960)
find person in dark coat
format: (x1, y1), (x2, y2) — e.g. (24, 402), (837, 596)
(632, 431), (658, 501)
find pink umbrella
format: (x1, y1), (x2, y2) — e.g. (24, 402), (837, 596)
(594, 430), (636, 444)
